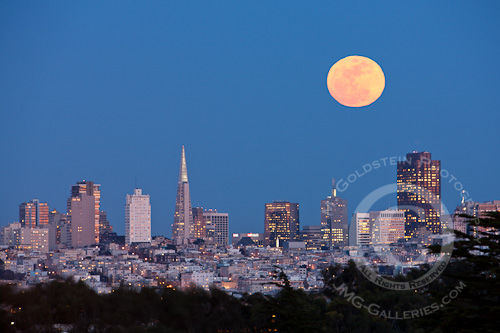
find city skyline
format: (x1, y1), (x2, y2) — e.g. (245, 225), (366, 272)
(1, 2), (499, 237)
(0, 148), (494, 238)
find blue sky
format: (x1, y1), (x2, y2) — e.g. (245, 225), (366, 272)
(1, 1), (499, 236)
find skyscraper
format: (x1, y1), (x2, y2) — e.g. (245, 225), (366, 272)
(397, 151), (441, 241)
(192, 207), (207, 240)
(67, 180), (101, 247)
(264, 201), (300, 247)
(172, 145), (193, 245)
(19, 199), (49, 228)
(321, 180), (348, 247)
(125, 188), (151, 244)
(203, 209), (229, 247)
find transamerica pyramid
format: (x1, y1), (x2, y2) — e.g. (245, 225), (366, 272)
(172, 145), (193, 245)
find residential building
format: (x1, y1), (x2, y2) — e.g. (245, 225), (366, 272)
(125, 188), (151, 244)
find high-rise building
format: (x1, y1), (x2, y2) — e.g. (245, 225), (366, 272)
(300, 225), (324, 250)
(67, 180), (101, 247)
(349, 213), (371, 246)
(172, 146), (193, 245)
(125, 188), (151, 244)
(48, 210), (67, 250)
(19, 199), (49, 228)
(264, 201), (300, 247)
(192, 207), (207, 240)
(321, 180), (348, 247)
(203, 209), (229, 247)
(369, 210), (405, 245)
(397, 151), (441, 241)
(99, 211), (113, 238)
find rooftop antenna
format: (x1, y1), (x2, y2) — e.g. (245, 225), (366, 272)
(331, 178), (337, 197)
(134, 176), (138, 189)
(461, 190), (465, 205)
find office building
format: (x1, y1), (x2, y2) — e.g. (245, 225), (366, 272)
(48, 210), (67, 250)
(321, 179), (348, 247)
(264, 201), (300, 247)
(19, 199), (49, 228)
(349, 213), (371, 246)
(125, 188), (151, 244)
(369, 209), (405, 245)
(67, 180), (101, 247)
(172, 146), (193, 245)
(300, 225), (324, 250)
(203, 209), (229, 247)
(397, 151), (441, 241)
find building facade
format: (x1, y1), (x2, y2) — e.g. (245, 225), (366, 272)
(67, 180), (101, 247)
(172, 146), (193, 245)
(264, 201), (300, 247)
(397, 151), (441, 241)
(48, 210), (67, 250)
(19, 199), (49, 228)
(192, 207), (207, 240)
(321, 180), (348, 247)
(369, 209), (405, 245)
(125, 188), (151, 244)
(349, 213), (371, 246)
(203, 210), (229, 247)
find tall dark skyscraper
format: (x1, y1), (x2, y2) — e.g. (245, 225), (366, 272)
(264, 201), (300, 247)
(172, 145), (193, 245)
(19, 199), (49, 228)
(320, 179), (348, 247)
(397, 151), (441, 241)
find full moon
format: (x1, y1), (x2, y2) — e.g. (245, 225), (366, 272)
(326, 55), (385, 107)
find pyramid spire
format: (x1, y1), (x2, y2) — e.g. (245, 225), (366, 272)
(172, 145), (193, 245)
(179, 145), (188, 183)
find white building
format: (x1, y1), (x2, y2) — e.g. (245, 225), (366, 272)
(125, 188), (151, 244)
(203, 210), (228, 247)
(370, 210), (405, 245)
(350, 210), (405, 246)
(349, 213), (371, 246)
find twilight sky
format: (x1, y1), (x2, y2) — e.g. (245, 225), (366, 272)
(1, 1), (499, 237)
